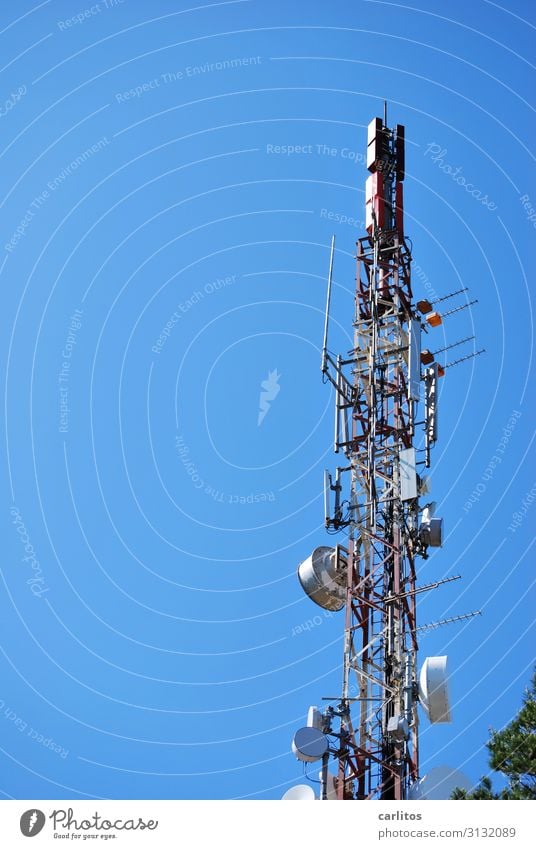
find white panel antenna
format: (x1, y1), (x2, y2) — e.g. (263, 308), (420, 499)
(307, 706), (322, 730)
(399, 447), (417, 501)
(408, 319), (421, 401)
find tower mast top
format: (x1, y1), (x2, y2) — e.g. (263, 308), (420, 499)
(287, 113), (481, 801)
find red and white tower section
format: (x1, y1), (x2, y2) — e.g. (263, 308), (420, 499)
(286, 112), (482, 802)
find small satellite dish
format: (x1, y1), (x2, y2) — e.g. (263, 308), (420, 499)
(292, 726), (329, 763)
(282, 784), (316, 800)
(307, 705), (322, 730)
(408, 766), (472, 800)
(297, 546), (346, 611)
(419, 656), (451, 723)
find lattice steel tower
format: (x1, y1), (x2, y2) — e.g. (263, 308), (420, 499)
(288, 110), (481, 802)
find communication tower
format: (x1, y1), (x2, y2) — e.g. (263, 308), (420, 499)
(288, 108), (482, 801)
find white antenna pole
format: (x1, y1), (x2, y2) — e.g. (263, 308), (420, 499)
(321, 235), (336, 373)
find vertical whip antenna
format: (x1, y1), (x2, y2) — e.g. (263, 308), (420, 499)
(321, 234), (336, 374)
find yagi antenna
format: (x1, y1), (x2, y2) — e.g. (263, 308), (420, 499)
(432, 336), (475, 356)
(445, 349), (485, 369)
(422, 298), (479, 328)
(414, 611), (481, 634)
(432, 287), (468, 305)
(421, 336), (476, 365)
(441, 299), (478, 318)
(321, 235), (336, 374)
(416, 288), (468, 314)
(386, 574), (462, 602)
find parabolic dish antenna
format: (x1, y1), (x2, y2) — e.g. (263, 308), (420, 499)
(297, 546), (346, 611)
(291, 726), (329, 763)
(408, 766), (472, 800)
(282, 784), (316, 800)
(419, 655), (451, 723)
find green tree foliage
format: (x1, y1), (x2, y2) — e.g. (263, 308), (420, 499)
(452, 671), (536, 800)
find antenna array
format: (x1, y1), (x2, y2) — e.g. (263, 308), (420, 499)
(288, 112), (482, 801)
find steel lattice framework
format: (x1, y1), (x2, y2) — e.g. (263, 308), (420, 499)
(329, 233), (420, 800)
(291, 111), (481, 802)
(319, 116), (430, 801)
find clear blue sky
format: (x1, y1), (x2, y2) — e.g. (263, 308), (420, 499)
(0, 0), (534, 800)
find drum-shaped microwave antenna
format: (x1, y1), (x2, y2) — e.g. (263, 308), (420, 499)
(408, 766), (472, 800)
(292, 726), (329, 763)
(419, 504), (443, 547)
(297, 546), (346, 611)
(281, 784), (316, 800)
(419, 655), (451, 723)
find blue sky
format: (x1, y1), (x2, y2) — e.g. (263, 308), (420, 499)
(0, 0), (534, 800)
